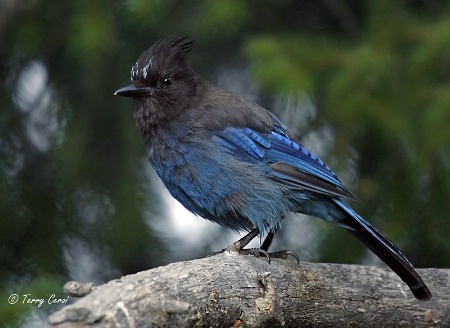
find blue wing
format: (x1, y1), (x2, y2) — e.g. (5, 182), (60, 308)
(212, 125), (356, 200)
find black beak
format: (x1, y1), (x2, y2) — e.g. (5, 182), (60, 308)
(114, 83), (155, 97)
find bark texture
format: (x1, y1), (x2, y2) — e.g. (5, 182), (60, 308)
(49, 254), (449, 327)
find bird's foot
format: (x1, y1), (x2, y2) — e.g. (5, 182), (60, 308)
(225, 244), (270, 261)
(205, 238), (267, 258)
(265, 250), (300, 263)
(206, 228), (300, 263)
(224, 245), (299, 264)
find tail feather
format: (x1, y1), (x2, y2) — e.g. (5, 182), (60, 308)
(334, 199), (432, 301)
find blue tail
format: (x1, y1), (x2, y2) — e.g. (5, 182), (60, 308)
(334, 199), (432, 301)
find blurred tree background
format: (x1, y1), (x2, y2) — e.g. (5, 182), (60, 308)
(1, 0), (449, 326)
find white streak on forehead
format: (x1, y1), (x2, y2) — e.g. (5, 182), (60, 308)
(130, 57), (153, 81)
(130, 61), (138, 81)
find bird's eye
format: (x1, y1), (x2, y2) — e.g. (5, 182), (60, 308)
(163, 77), (172, 86)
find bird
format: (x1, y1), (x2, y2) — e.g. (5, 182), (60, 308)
(114, 36), (432, 301)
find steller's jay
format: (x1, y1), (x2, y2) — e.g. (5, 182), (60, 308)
(115, 36), (431, 301)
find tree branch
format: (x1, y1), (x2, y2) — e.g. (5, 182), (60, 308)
(49, 254), (448, 327)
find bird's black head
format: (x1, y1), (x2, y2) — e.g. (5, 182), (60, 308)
(115, 36), (201, 120)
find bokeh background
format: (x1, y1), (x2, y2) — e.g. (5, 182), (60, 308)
(1, 0), (449, 326)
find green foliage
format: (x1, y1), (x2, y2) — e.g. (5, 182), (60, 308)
(246, 36), (342, 92)
(67, 1), (116, 64)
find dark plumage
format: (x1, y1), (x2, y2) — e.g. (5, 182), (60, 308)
(115, 36), (432, 301)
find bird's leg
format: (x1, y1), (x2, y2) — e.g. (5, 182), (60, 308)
(260, 229), (300, 263)
(261, 231), (275, 251)
(207, 228), (270, 260)
(225, 228), (271, 261)
(229, 228), (259, 249)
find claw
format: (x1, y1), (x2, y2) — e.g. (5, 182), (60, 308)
(268, 250), (300, 263)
